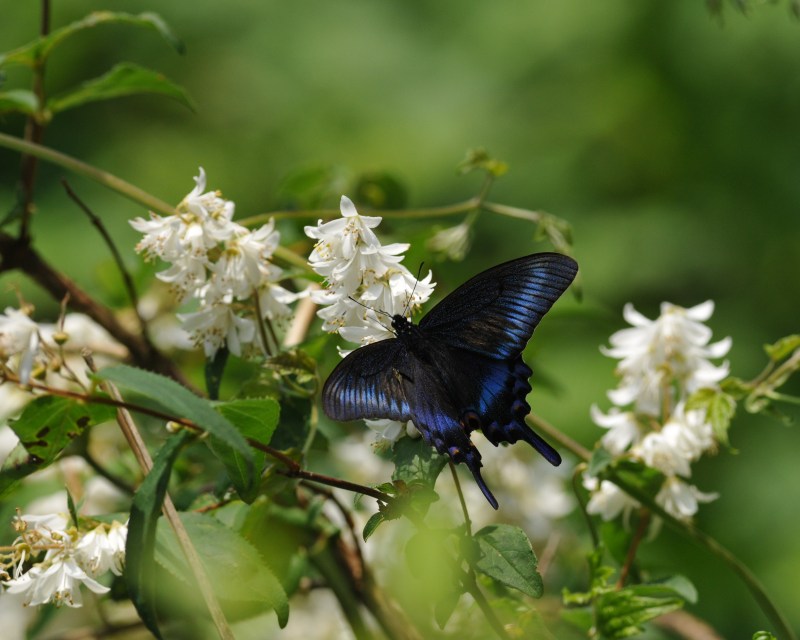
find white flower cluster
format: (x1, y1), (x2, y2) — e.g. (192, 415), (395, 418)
(1, 513), (127, 608)
(130, 168), (299, 358)
(305, 196), (435, 441)
(584, 301), (731, 522)
(0, 308), (127, 422)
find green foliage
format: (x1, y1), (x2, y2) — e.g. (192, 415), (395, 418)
(564, 548), (696, 639)
(0, 12), (183, 68)
(391, 436), (448, 488)
(155, 512), (289, 627)
(213, 397), (280, 502)
(458, 148), (508, 179)
(47, 62), (195, 117)
(0, 396), (115, 497)
(687, 387), (737, 447)
(753, 632), (778, 640)
(126, 431), (192, 640)
(0, 89), (38, 116)
(95, 365), (254, 474)
(472, 524), (543, 598)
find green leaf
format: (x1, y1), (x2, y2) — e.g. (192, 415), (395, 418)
(391, 436), (448, 488)
(204, 346), (229, 401)
(95, 365), (254, 472)
(596, 580), (690, 639)
(588, 446), (614, 477)
(433, 590), (461, 629)
(764, 334), (800, 362)
(212, 398), (280, 502)
(687, 388), (737, 447)
(0, 396), (115, 497)
(0, 11), (183, 68)
(458, 148), (508, 177)
(126, 431), (192, 640)
(362, 511), (385, 541)
(0, 90), (38, 116)
(47, 63), (194, 115)
(473, 524), (543, 598)
(155, 512), (289, 628)
(753, 632), (778, 640)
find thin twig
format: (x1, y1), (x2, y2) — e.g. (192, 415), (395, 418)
(17, 0), (51, 241)
(448, 460), (472, 537)
(461, 570), (511, 640)
(616, 509), (650, 589)
(62, 179), (147, 337)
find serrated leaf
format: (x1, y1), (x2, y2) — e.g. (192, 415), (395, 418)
(155, 512), (289, 627)
(0, 396), (115, 497)
(687, 388), (736, 447)
(0, 89), (38, 115)
(47, 63), (194, 115)
(764, 334), (800, 362)
(212, 398), (280, 502)
(391, 436), (448, 488)
(362, 511), (385, 541)
(0, 11), (183, 68)
(126, 431), (192, 640)
(473, 524), (543, 598)
(95, 365), (254, 472)
(597, 587), (685, 639)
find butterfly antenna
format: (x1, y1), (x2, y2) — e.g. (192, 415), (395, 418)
(403, 262), (426, 318)
(347, 295), (393, 332)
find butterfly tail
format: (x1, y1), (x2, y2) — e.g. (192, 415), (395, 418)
(462, 450), (499, 510)
(517, 424), (562, 467)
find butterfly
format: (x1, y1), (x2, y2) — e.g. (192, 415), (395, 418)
(322, 252), (578, 509)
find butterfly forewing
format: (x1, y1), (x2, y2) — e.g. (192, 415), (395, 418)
(322, 339), (411, 422)
(419, 253), (578, 359)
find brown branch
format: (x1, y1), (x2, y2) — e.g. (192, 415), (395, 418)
(17, 0), (51, 241)
(0, 231), (189, 385)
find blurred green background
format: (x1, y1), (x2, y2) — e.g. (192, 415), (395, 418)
(1, 1), (799, 637)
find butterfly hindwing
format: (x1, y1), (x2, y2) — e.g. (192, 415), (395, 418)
(399, 350), (500, 509)
(419, 252), (578, 359)
(445, 348), (561, 466)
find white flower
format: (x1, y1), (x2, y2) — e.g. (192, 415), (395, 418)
(305, 196), (435, 348)
(178, 304), (256, 357)
(601, 301), (731, 415)
(364, 418), (419, 443)
(76, 521), (127, 577)
(0, 307), (41, 384)
(426, 220), (472, 261)
(590, 405), (641, 455)
(5, 555), (109, 608)
(633, 428), (692, 478)
(130, 168), (238, 300)
(583, 476), (639, 521)
(656, 477), (718, 521)
(660, 402), (715, 461)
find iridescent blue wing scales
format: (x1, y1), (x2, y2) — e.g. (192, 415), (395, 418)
(322, 339), (411, 422)
(419, 253), (578, 359)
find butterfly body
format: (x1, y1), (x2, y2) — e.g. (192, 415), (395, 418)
(322, 253), (578, 509)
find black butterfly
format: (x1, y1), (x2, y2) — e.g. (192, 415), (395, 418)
(322, 252), (578, 509)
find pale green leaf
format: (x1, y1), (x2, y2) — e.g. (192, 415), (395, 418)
(47, 63), (194, 114)
(0, 90), (39, 115)
(155, 511), (289, 627)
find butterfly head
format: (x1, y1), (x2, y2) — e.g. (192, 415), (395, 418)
(391, 314), (415, 338)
